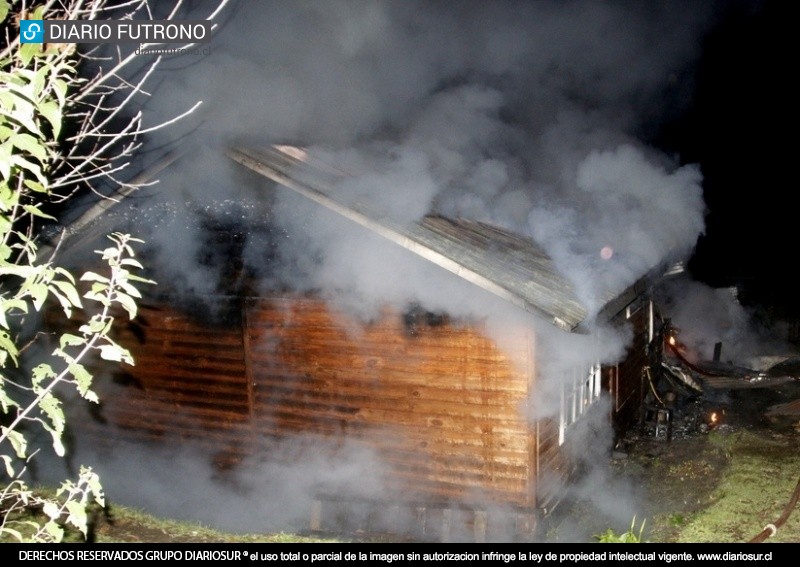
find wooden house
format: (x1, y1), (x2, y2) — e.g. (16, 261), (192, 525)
(50, 146), (673, 541)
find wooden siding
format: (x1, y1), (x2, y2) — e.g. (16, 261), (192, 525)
(246, 298), (535, 506)
(72, 295), (541, 510)
(606, 307), (648, 439)
(79, 299), (254, 465)
(533, 417), (572, 514)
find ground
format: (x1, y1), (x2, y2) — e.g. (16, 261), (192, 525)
(547, 380), (800, 543)
(77, 382), (800, 543)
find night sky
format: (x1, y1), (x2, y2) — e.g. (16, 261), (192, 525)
(656, 1), (794, 316)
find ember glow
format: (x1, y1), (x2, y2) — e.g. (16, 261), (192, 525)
(707, 409), (726, 430)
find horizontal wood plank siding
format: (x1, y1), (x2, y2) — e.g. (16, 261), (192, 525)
(78, 301), (253, 463)
(64, 295), (542, 510)
(246, 297), (535, 507)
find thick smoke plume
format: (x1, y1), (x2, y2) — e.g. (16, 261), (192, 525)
(659, 276), (792, 366)
(44, 0), (743, 540)
(130, 0), (713, 321)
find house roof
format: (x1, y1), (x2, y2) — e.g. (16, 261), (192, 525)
(52, 144), (674, 332)
(227, 145), (589, 331)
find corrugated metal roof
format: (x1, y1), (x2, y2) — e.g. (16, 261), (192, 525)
(226, 145), (588, 331)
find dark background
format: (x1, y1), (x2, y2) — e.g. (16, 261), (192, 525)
(656, 1), (794, 318)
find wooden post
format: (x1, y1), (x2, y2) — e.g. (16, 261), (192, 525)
(242, 299), (257, 448)
(441, 508), (452, 542)
(309, 500), (323, 531)
(474, 510), (487, 543)
(713, 342), (722, 362)
(415, 506), (427, 539)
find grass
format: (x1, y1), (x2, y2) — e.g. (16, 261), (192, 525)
(91, 504), (342, 543)
(651, 429), (800, 543)
(5, 427), (799, 543)
(594, 516), (647, 543)
(2, 493), (342, 543)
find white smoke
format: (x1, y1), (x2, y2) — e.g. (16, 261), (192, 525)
(47, 0), (740, 541)
(659, 276), (791, 364)
(115, 0), (718, 325)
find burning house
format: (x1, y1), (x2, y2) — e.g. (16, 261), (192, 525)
(33, 1), (777, 543)
(41, 145), (696, 542)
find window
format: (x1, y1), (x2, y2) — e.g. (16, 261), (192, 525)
(558, 362), (602, 445)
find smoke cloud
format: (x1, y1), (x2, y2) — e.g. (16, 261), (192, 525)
(126, 1), (715, 322)
(659, 276), (792, 365)
(44, 0), (747, 541)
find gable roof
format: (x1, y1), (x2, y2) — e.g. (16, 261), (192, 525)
(227, 145), (589, 331)
(50, 145), (676, 333)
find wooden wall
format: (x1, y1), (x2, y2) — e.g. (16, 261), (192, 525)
(72, 295), (542, 510)
(605, 306), (649, 440)
(245, 298), (536, 507)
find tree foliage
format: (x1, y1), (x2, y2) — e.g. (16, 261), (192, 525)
(0, 0), (226, 541)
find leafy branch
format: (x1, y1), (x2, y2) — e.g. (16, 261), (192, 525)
(1, 232), (153, 542)
(0, 0), (234, 542)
